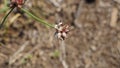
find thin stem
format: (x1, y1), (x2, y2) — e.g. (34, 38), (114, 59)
(21, 8), (54, 28)
(0, 7), (15, 29)
(59, 40), (68, 68)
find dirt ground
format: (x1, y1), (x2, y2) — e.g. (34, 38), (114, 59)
(0, 0), (120, 68)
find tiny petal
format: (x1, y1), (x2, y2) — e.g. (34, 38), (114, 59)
(54, 25), (59, 29)
(58, 22), (63, 26)
(58, 27), (63, 31)
(62, 32), (67, 38)
(57, 32), (62, 39)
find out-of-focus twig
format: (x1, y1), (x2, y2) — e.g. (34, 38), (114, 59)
(46, 0), (63, 7)
(10, 13), (21, 23)
(110, 7), (118, 27)
(59, 40), (68, 68)
(9, 41), (29, 65)
(73, 1), (83, 28)
(113, 0), (120, 4)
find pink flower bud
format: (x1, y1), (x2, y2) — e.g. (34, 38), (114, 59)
(10, 0), (25, 8)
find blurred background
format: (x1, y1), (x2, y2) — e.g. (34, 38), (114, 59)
(0, 0), (120, 68)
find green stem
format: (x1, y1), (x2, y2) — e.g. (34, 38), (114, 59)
(0, 7), (15, 29)
(21, 8), (54, 28)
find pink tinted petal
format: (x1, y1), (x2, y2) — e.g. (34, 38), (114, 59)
(62, 32), (67, 38)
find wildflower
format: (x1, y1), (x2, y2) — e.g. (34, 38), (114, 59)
(54, 21), (70, 40)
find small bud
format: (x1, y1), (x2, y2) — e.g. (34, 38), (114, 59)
(10, 0), (25, 8)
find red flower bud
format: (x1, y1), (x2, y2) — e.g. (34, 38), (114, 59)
(10, 0), (25, 8)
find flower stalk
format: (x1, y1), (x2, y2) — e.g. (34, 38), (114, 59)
(21, 8), (54, 28)
(0, 7), (15, 29)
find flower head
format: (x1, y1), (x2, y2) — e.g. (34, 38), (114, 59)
(54, 21), (70, 40)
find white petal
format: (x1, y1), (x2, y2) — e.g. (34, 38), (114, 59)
(62, 32), (67, 38)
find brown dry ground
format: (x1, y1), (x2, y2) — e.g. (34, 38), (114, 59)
(0, 0), (120, 68)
